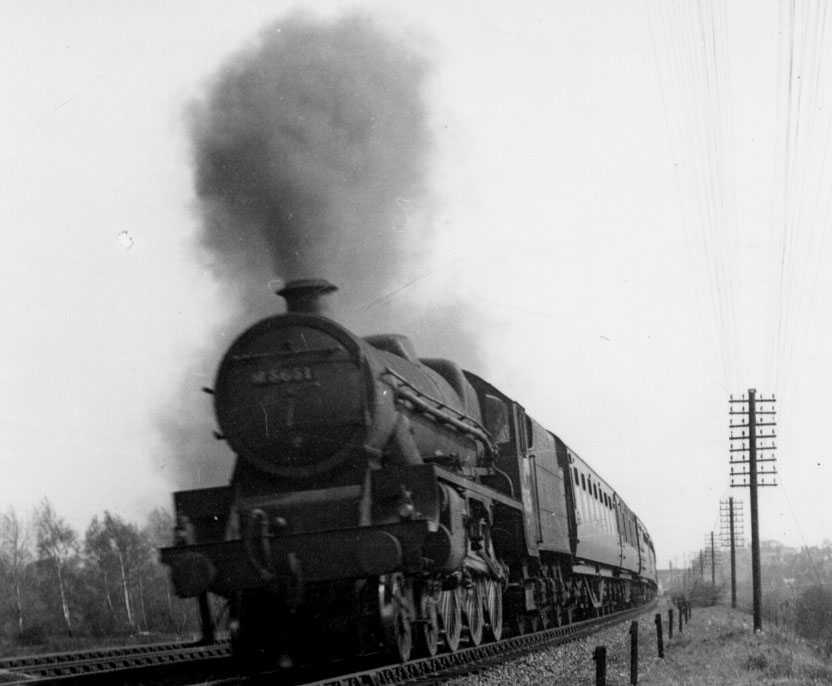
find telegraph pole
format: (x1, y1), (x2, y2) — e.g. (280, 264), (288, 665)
(720, 497), (744, 609)
(710, 531), (715, 585)
(729, 389), (777, 632)
(729, 502), (735, 607)
(700, 533), (718, 585)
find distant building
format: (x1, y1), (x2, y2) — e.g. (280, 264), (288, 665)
(761, 539), (798, 565)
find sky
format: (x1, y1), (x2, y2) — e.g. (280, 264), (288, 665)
(1, 0), (830, 568)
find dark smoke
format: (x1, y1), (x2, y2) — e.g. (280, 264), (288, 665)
(192, 12), (431, 311)
(159, 12), (441, 488)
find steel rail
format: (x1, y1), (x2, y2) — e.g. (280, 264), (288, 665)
(299, 600), (658, 686)
(197, 600), (657, 686)
(0, 640), (231, 684)
(0, 639), (222, 671)
(0, 601), (656, 686)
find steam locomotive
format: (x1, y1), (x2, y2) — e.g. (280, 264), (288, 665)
(161, 279), (656, 663)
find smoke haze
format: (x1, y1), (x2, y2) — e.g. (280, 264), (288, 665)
(192, 12), (431, 314)
(160, 12), (453, 488)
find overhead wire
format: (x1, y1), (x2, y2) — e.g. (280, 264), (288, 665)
(780, 2), (830, 411)
(774, 0), (825, 405)
(647, 1), (832, 565)
(713, 0), (743, 388)
(765, 0), (832, 587)
(688, 0), (728, 386)
(674, 0), (737, 389)
(796, 0), (832, 348)
(647, 1), (744, 567)
(783, 2), (832, 590)
(767, 0), (790, 386)
(772, 0), (806, 465)
(686, 0), (739, 390)
(778, 0), (810, 403)
(705, 0), (741, 391)
(773, 0), (797, 395)
(645, 0), (732, 393)
(648, 0), (831, 421)
(771, 2), (832, 500)
(695, 0), (734, 389)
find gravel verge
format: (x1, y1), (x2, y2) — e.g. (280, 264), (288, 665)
(443, 602), (832, 685)
(443, 600), (671, 686)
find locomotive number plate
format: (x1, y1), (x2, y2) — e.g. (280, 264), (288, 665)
(250, 366), (315, 385)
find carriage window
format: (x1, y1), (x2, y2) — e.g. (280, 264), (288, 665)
(574, 467), (579, 484)
(581, 474), (586, 491)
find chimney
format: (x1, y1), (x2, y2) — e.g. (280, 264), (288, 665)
(277, 278), (338, 315)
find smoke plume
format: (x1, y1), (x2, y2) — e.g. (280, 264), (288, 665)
(160, 12), (442, 488)
(192, 12), (431, 313)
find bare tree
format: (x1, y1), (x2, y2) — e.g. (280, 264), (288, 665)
(0, 508), (31, 633)
(85, 512), (145, 631)
(85, 516), (118, 626)
(143, 508), (177, 629)
(34, 499), (78, 636)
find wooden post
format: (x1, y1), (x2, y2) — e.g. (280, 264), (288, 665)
(748, 389), (763, 632)
(630, 620), (639, 685)
(668, 608), (673, 639)
(730, 497), (737, 608)
(655, 613), (664, 658)
(593, 645), (607, 686)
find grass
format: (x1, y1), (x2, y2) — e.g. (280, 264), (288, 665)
(638, 605), (832, 685)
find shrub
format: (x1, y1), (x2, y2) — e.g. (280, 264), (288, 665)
(687, 580), (721, 606)
(795, 585), (832, 642)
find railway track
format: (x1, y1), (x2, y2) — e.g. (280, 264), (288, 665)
(295, 600), (658, 686)
(0, 640), (231, 685)
(207, 600), (657, 686)
(0, 600), (655, 685)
